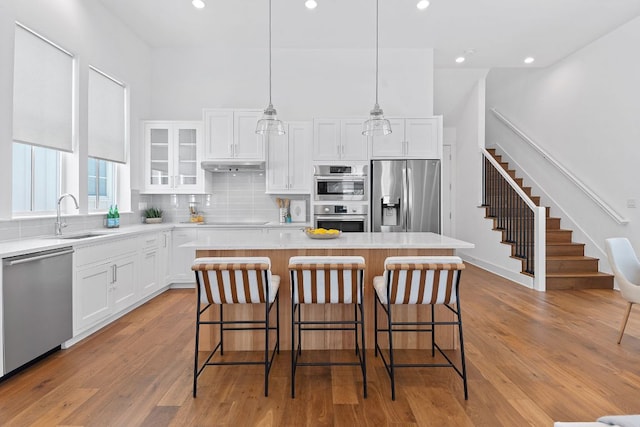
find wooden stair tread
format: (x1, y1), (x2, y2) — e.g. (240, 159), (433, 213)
(546, 256), (598, 261)
(547, 242), (584, 246)
(546, 272), (612, 278)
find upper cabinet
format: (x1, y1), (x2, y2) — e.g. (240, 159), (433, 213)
(266, 121), (312, 194)
(142, 121), (204, 194)
(313, 119), (368, 161)
(203, 109), (264, 161)
(371, 117), (442, 159)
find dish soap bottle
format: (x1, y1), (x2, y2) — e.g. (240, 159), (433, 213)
(107, 205), (115, 228)
(114, 204), (120, 228)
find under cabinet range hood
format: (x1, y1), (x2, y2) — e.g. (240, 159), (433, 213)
(201, 160), (265, 173)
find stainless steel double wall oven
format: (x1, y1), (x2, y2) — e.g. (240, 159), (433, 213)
(313, 164), (368, 232)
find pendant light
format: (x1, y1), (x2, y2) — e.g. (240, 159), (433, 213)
(362, 0), (391, 136)
(256, 0), (285, 135)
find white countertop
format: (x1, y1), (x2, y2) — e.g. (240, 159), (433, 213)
(0, 224), (173, 259)
(173, 221), (310, 229)
(0, 223), (472, 258)
(182, 230), (474, 250)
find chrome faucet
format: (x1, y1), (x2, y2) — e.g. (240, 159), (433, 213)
(55, 193), (80, 236)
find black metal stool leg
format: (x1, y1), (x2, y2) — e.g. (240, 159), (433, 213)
(387, 301), (396, 401)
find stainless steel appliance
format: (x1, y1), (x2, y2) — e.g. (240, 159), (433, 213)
(314, 204), (368, 232)
(2, 247), (74, 375)
(313, 164), (368, 201)
(371, 159), (441, 233)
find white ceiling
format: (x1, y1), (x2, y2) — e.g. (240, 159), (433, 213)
(97, 0), (640, 68)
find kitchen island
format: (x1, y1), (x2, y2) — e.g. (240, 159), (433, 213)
(183, 230), (474, 351)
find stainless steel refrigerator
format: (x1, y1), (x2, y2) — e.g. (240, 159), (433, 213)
(371, 159), (441, 233)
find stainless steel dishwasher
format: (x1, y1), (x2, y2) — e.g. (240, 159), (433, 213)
(3, 247), (74, 375)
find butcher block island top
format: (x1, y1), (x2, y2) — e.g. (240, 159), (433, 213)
(184, 230), (474, 352)
(182, 230), (474, 250)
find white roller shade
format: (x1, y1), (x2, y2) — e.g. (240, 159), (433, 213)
(88, 67), (126, 164)
(13, 24), (74, 152)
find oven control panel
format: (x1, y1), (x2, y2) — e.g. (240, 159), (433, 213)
(314, 204), (368, 215)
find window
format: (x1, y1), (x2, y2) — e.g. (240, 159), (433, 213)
(12, 23), (73, 215)
(12, 143), (60, 213)
(88, 66), (127, 211)
(88, 157), (116, 212)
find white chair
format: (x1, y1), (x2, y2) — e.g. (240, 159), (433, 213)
(192, 257), (280, 397)
(288, 256), (367, 398)
(373, 256), (468, 400)
(605, 238), (640, 344)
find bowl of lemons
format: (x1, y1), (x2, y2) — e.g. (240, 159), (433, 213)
(304, 227), (341, 239)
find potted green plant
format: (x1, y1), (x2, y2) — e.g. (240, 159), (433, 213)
(144, 207), (164, 224)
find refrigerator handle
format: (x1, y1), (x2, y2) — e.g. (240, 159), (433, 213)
(402, 164), (409, 230)
(406, 164), (412, 230)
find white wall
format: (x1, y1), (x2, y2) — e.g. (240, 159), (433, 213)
(486, 16), (640, 271)
(0, 0), (151, 235)
(434, 68), (490, 126)
(451, 78), (532, 286)
(148, 47), (433, 121)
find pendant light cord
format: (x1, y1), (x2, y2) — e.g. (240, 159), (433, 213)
(268, 0), (273, 106)
(375, 0), (379, 106)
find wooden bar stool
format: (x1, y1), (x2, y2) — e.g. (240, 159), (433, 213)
(192, 257), (280, 397)
(288, 256), (367, 398)
(373, 256), (468, 400)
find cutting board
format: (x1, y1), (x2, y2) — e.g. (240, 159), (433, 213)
(289, 200), (306, 222)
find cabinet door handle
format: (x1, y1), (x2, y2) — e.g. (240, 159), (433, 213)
(113, 264), (118, 283)
(230, 143), (234, 157)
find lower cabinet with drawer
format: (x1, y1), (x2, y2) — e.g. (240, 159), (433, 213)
(74, 238), (138, 335)
(72, 230), (172, 343)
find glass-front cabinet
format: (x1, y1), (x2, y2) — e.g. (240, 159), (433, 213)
(143, 121), (204, 194)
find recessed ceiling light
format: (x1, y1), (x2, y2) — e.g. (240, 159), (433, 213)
(524, 57), (535, 64)
(417, 0), (430, 10)
(455, 56), (465, 64)
(305, 0), (318, 9)
(192, 0), (205, 9)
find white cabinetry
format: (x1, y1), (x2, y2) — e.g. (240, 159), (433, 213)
(371, 117), (442, 159)
(111, 255), (137, 313)
(74, 238), (138, 333)
(143, 121), (204, 194)
(160, 231), (172, 286)
(313, 119), (368, 161)
(171, 228), (197, 285)
(139, 233), (160, 298)
(73, 230), (172, 339)
(74, 263), (111, 331)
(203, 109), (264, 161)
(266, 122), (312, 193)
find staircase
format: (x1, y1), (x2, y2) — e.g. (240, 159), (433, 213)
(485, 148), (613, 290)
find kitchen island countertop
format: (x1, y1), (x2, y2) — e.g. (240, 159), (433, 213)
(181, 230), (474, 250)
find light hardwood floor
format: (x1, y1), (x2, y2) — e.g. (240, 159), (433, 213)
(1, 264), (639, 426)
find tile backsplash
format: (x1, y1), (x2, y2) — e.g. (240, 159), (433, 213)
(0, 175), (309, 242)
(0, 190), (144, 242)
(144, 171), (309, 224)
